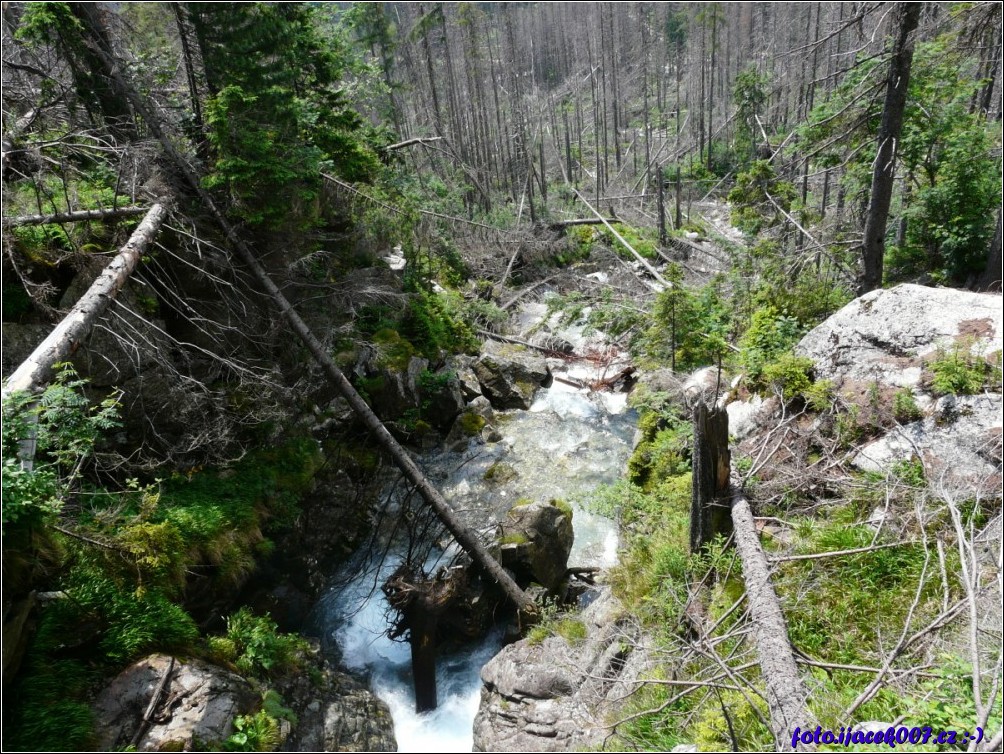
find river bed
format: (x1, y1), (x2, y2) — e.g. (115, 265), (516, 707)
(309, 364), (637, 751)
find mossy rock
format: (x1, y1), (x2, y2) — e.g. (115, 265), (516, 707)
(484, 462), (518, 484)
(458, 412), (487, 436)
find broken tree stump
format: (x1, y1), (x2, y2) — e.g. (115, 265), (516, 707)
(690, 401), (732, 553)
(383, 563), (466, 713)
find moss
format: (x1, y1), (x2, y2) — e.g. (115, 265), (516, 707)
(499, 532), (529, 546)
(457, 411), (486, 436)
(549, 498), (573, 517)
(372, 328), (416, 370)
(555, 618), (588, 645)
(483, 462), (518, 483)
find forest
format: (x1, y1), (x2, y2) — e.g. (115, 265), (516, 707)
(1, 2), (1001, 752)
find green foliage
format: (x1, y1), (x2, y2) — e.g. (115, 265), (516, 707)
(801, 38), (1000, 284)
(209, 608), (308, 680)
(555, 618), (587, 645)
(892, 388), (923, 422)
(400, 289), (478, 358)
(727, 161), (797, 236)
(733, 65), (769, 162)
(928, 346), (999, 396)
(642, 266), (731, 370)
(2, 365), (120, 529)
(759, 353), (815, 401)
(598, 223), (659, 260)
(892, 41), (1001, 284)
(224, 709), (282, 752)
(192, 3), (382, 228)
(738, 306), (804, 382)
(693, 690), (773, 752)
(803, 379), (836, 412)
(3, 653), (96, 752)
(780, 520), (935, 664)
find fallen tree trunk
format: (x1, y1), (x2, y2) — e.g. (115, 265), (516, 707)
(2, 203), (167, 399)
(732, 481), (817, 750)
(572, 188), (670, 289)
(2, 205), (148, 228)
(547, 217), (618, 230)
(92, 46), (535, 613)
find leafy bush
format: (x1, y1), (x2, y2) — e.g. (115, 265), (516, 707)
(209, 608), (307, 679)
(2, 365), (120, 528)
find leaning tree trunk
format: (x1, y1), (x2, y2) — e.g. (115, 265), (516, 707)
(2, 203), (167, 399)
(860, 2), (921, 293)
(85, 36), (535, 613)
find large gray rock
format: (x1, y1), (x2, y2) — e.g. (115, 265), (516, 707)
(474, 340), (552, 410)
(498, 500), (574, 593)
(92, 654), (258, 751)
(796, 284), (1002, 390)
(852, 393), (1002, 499)
(447, 355), (483, 402)
(278, 643), (396, 752)
(473, 588), (651, 752)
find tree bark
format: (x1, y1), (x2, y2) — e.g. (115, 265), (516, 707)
(2, 205), (148, 228)
(732, 483), (818, 751)
(690, 402), (732, 553)
(976, 209), (1002, 292)
(87, 38), (535, 613)
(860, 2), (921, 293)
(3, 204), (167, 399)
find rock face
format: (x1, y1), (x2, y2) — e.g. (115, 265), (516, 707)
(92, 654), (258, 751)
(278, 644), (396, 752)
(474, 340), (552, 410)
(796, 283), (1002, 389)
(793, 284), (1002, 495)
(852, 393), (1002, 498)
(499, 500), (574, 593)
(473, 587), (650, 752)
(91, 650), (397, 753)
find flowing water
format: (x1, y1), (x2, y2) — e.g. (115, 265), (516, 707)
(310, 364), (637, 752)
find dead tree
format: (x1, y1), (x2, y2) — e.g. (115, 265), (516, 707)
(860, 2), (921, 293)
(732, 484), (817, 750)
(3, 203), (167, 398)
(383, 562), (466, 713)
(690, 402), (816, 749)
(2, 205), (148, 228)
(690, 402), (732, 553)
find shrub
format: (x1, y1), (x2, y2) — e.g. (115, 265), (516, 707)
(928, 346), (996, 395)
(209, 608), (307, 679)
(759, 353), (814, 401)
(892, 388), (923, 422)
(738, 306), (804, 381)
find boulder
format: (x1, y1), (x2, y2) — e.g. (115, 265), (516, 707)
(796, 284), (1002, 390)
(91, 654), (258, 751)
(473, 588), (651, 752)
(425, 367), (467, 431)
(498, 500), (573, 593)
(359, 355), (429, 421)
(277, 642), (396, 752)
(474, 340), (552, 410)
(447, 355), (484, 402)
(852, 393), (1002, 499)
